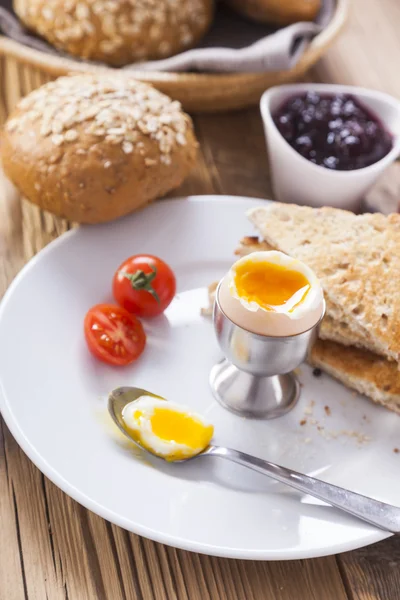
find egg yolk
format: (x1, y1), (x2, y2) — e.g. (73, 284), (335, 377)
(128, 407), (214, 459)
(234, 260), (310, 311)
(150, 407), (213, 448)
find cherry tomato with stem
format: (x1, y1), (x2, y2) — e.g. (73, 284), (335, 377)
(113, 255), (176, 318)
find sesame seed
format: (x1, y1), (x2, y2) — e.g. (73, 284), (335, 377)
(42, 7), (53, 20)
(160, 155), (172, 165)
(65, 129), (78, 142)
(5, 119), (17, 132)
(108, 127), (125, 136)
(176, 132), (187, 146)
(75, 3), (90, 19)
(51, 134), (64, 146)
(52, 121), (64, 134)
(104, 160), (112, 169)
(122, 141), (134, 154)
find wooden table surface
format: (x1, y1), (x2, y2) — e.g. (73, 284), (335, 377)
(1, 1), (400, 599)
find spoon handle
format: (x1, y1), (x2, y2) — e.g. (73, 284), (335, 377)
(207, 446), (400, 533)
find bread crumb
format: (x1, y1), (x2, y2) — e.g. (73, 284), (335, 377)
(200, 281), (218, 317)
(339, 430), (371, 444)
(303, 401), (314, 416)
(324, 405), (331, 416)
(304, 438), (312, 444)
(300, 411), (371, 445)
(394, 448), (399, 454)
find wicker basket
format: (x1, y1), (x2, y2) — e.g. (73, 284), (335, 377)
(0, 0), (347, 114)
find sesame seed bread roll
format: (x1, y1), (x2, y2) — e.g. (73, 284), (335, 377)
(224, 0), (320, 25)
(13, 0), (214, 66)
(1, 74), (198, 224)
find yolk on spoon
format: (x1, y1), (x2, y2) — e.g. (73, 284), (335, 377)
(122, 397), (214, 462)
(149, 407), (213, 449)
(133, 407), (213, 450)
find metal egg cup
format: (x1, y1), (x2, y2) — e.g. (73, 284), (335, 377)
(210, 283), (325, 420)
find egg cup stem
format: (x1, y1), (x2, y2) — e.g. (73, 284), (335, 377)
(211, 286), (323, 420)
(210, 359), (300, 419)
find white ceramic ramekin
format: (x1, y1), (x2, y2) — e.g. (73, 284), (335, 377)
(260, 83), (400, 211)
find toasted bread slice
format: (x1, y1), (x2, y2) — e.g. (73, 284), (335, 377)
(235, 237), (373, 351)
(310, 339), (400, 414)
(248, 204), (400, 363)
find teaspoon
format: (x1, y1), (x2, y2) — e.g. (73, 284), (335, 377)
(109, 386), (400, 534)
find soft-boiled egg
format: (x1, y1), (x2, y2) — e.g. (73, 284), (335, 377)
(122, 396), (214, 461)
(218, 251), (324, 336)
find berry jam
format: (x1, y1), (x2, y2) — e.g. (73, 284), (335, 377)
(273, 92), (393, 171)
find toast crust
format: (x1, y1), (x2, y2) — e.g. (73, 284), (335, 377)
(310, 339), (400, 414)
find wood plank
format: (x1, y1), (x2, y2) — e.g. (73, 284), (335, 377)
(111, 525), (151, 600)
(337, 537), (400, 600)
(2, 426), (65, 600)
(194, 109), (271, 199)
(315, 0), (400, 99)
(0, 420), (26, 600)
(44, 482), (103, 600)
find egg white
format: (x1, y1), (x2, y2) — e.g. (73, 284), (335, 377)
(122, 396), (212, 459)
(228, 250), (323, 321)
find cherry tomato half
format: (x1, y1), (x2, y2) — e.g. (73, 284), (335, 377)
(84, 304), (146, 366)
(113, 255), (176, 318)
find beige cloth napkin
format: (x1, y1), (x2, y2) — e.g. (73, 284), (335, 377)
(0, 0), (335, 73)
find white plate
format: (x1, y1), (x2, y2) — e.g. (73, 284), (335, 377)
(0, 195), (397, 560)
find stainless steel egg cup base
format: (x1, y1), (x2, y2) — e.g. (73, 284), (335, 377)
(210, 358), (300, 420)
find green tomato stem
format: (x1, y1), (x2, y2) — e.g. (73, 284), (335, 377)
(122, 266), (161, 303)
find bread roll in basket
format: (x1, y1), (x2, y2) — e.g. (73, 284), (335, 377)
(0, 0), (348, 112)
